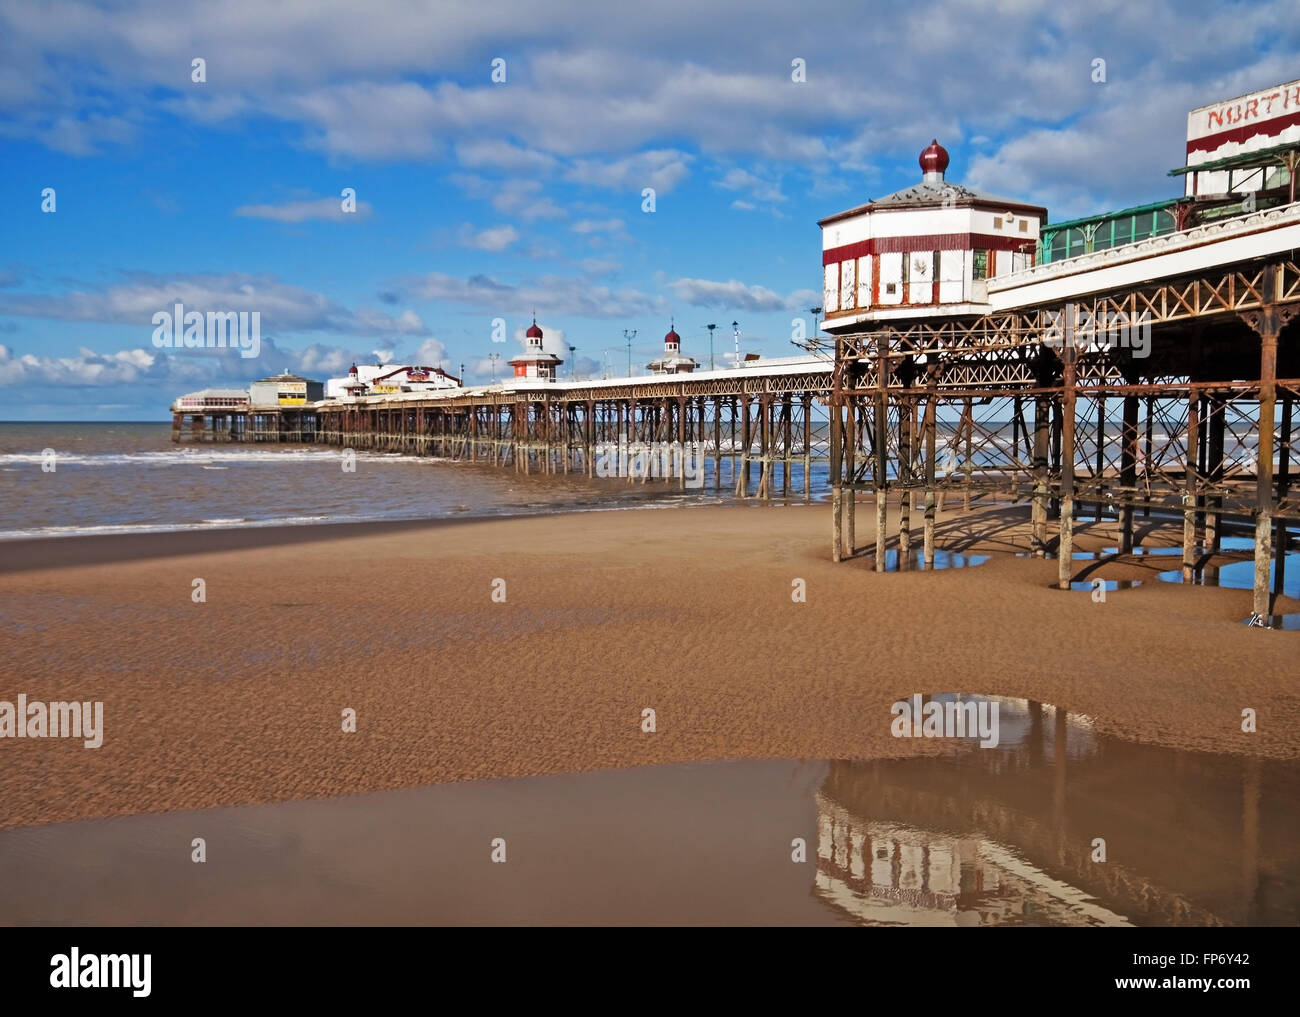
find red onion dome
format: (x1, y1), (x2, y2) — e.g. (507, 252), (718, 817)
(665, 327), (680, 345)
(526, 320), (543, 339)
(919, 139), (949, 176)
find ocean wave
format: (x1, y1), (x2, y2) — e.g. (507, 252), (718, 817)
(0, 449), (451, 467)
(0, 514), (341, 541)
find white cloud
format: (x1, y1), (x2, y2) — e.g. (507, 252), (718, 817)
(413, 337), (448, 365)
(451, 175), (566, 221)
(0, 336), (377, 388)
(667, 277), (791, 312)
(459, 224), (520, 251)
(455, 139), (559, 174)
(715, 168), (786, 204)
(567, 150), (692, 194)
(235, 196), (374, 223)
(404, 271), (665, 318)
(0, 272), (426, 337)
(570, 218), (624, 235)
(7, 0), (1294, 213)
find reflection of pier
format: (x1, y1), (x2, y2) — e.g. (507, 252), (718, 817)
(816, 805), (1132, 926)
(814, 699), (1297, 926)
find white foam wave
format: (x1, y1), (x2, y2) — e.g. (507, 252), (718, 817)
(0, 449), (451, 467)
(0, 514), (339, 541)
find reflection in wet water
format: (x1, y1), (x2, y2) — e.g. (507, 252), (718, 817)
(0, 697), (1296, 926)
(1242, 614), (1300, 630)
(1159, 550), (1300, 599)
(1060, 579), (1142, 593)
(815, 697), (1300, 926)
(880, 549), (990, 571)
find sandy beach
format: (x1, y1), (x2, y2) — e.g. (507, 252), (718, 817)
(2, 500), (1298, 831)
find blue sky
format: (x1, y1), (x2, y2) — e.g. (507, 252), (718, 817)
(1, 0), (1297, 419)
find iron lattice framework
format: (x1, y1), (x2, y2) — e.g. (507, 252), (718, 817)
(827, 258), (1300, 623)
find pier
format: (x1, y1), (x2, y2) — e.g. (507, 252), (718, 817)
(825, 204), (1300, 622)
(172, 358), (837, 499)
(169, 95), (1300, 622)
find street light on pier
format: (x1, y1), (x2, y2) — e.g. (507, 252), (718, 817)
(793, 307), (822, 352)
(731, 320), (740, 368)
(623, 329), (637, 377)
(704, 323), (717, 370)
(488, 352), (500, 381)
(568, 345), (577, 379)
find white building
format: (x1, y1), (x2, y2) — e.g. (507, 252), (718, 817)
(249, 372), (323, 407)
(646, 324), (698, 375)
(1183, 78), (1300, 198)
(170, 388), (250, 412)
(508, 318), (563, 380)
(324, 362), (459, 399)
(818, 140), (1047, 331)
(368, 365), (460, 393)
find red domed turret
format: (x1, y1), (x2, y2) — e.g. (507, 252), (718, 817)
(665, 326), (680, 347)
(525, 318), (543, 340)
(348, 362), (358, 376)
(919, 139), (949, 178)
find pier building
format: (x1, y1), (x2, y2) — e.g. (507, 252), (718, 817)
(509, 318), (563, 380)
(646, 324), (697, 375)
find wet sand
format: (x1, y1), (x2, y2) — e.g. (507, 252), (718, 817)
(1, 500), (1298, 831)
(4, 702), (1295, 926)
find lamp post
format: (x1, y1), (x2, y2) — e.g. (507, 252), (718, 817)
(731, 320), (740, 368)
(794, 307), (822, 352)
(623, 329), (637, 376)
(459, 362), (465, 387)
(705, 323), (717, 370)
(488, 352), (500, 381)
(568, 345), (577, 379)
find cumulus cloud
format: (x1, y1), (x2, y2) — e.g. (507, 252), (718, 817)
(458, 224), (520, 252)
(0, 336), (379, 388)
(667, 277), (792, 312)
(567, 150), (692, 194)
(715, 168), (786, 205)
(0, 272), (426, 338)
(413, 337), (448, 365)
(6, 0), (1295, 212)
(455, 139), (559, 174)
(0, 343), (157, 386)
(401, 270), (665, 318)
(451, 175), (566, 221)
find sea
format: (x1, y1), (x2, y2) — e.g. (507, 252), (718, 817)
(0, 421), (830, 541)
